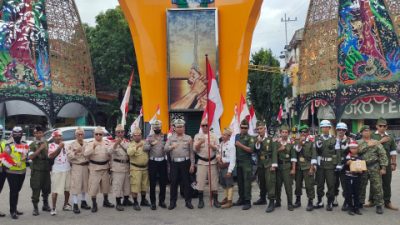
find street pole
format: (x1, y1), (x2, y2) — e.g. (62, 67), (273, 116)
(281, 13), (297, 46)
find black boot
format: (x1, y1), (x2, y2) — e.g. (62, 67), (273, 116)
(265, 200), (275, 213)
(354, 208), (362, 215)
(73, 204), (80, 214)
(288, 202), (294, 211)
(185, 201), (194, 209)
(32, 204), (39, 216)
(81, 200), (91, 210)
(294, 196), (301, 208)
(140, 194), (150, 207)
(233, 198), (244, 206)
(159, 201), (167, 209)
(253, 198), (267, 205)
(333, 195), (339, 207)
(198, 192), (205, 209)
(213, 193), (221, 208)
(326, 198), (333, 211)
(376, 206), (383, 214)
(133, 198), (141, 211)
(123, 196), (133, 206)
(103, 195), (115, 208)
(314, 196), (324, 209)
(116, 198), (124, 211)
(168, 201), (176, 210)
(242, 200), (251, 210)
(42, 199), (51, 212)
(306, 199), (314, 211)
(341, 202), (349, 211)
(275, 200), (281, 207)
(10, 211), (18, 219)
(91, 198), (98, 213)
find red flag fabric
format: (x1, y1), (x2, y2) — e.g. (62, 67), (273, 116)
(120, 71), (134, 127)
(205, 56), (223, 137)
(277, 104), (283, 124)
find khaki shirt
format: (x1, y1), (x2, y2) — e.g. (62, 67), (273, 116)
(111, 139), (130, 173)
(67, 140), (89, 165)
(127, 140), (149, 170)
(165, 134), (195, 165)
(84, 140), (112, 171)
(193, 132), (219, 165)
(144, 134), (166, 158)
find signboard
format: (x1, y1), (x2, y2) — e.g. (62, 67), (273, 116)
(342, 99), (400, 119)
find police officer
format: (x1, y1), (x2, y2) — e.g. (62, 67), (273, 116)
(358, 125), (388, 214)
(370, 118), (398, 210)
(275, 124), (297, 211)
(83, 126), (115, 213)
(253, 121), (277, 213)
(233, 119), (255, 210)
(334, 122), (350, 210)
(165, 119), (195, 210)
(193, 118), (220, 208)
(314, 120), (340, 211)
(294, 125), (317, 211)
(144, 120), (168, 210)
(28, 126), (51, 216)
(0, 125), (6, 218)
(111, 124), (133, 211)
(4, 127), (29, 219)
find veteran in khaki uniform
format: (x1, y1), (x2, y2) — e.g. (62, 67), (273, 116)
(193, 118), (220, 209)
(127, 128), (150, 211)
(83, 126), (114, 213)
(67, 127), (91, 214)
(111, 124), (133, 211)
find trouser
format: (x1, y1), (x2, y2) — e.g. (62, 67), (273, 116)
(265, 167), (276, 200)
(170, 160), (191, 203)
(360, 169), (384, 206)
(334, 171), (347, 197)
(88, 169), (111, 197)
(112, 171), (130, 198)
(0, 169), (6, 192)
(30, 170), (51, 205)
(296, 169), (315, 199)
(344, 175), (360, 210)
(236, 162), (252, 202)
(316, 168), (336, 199)
(368, 165), (392, 204)
(219, 168), (234, 188)
(149, 160), (167, 204)
(295, 167), (303, 197)
(276, 165), (293, 204)
(256, 166), (266, 199)
(196, 164), (218, 191)
(6, 173), (26, 213)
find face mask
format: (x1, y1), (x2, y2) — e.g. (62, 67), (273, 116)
(154, 129), (161, 134)
(13, 136), (22, 143)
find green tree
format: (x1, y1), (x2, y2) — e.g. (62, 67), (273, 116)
(84, 6), (141, 129)
(248, 48), (286, 125)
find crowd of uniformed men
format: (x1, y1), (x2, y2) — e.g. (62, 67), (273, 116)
(0, 116), (397, 219)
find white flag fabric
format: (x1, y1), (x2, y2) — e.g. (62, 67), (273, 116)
(130, 107), (142, 133)
(229, 105), (240, 146)
(120, 73), (133, 127)
(149, 105), (160, 135)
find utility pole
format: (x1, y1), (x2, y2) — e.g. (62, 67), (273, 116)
(281, 13), (297, 45)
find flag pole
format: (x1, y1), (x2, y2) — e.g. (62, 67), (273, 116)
(205, 54), (213, 207)
(311, 100), (315, 135)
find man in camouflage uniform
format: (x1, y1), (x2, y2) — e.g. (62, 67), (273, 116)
(358, 125), (388, 214)
(28, 126), (51, 216)
(294, 125), (317, 211)
(369, 118), (398, 210)
(275, 124), (297, 211)
(232, 119), (255, 210)
(253, 121), (277, 213)
(314, 120), (340, 211)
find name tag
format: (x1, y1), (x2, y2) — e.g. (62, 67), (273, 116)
(299, 157), (305, 162)
(285, 154), (289, 158)
(260, 156), (265, 160)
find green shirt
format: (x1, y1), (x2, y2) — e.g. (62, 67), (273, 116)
(295, 140), (317, 171)
(371, 132), (397, 158)
(235, 133), (254, 163)
(357, 139), (388, 170)
(275, 139), (296, 170)
(29, 140), (50, 171)
(316, 135), (340, 169)
(253, 136), (277, 168)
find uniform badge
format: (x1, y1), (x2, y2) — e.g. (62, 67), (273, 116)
(260, 156), (265, 160)
(299, 157), (305, 162)
(285, 154), (289, 158)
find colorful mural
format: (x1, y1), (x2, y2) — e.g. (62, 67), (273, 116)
(0, 0), (51, 90)
(172, 0), (214, 8)
(338, 0), (400, 85)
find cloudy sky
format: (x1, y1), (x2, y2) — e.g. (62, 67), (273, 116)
(75, 0), (309, 65)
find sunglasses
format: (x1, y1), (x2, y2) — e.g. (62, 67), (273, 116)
(77, 133), (84, 136)
(378, 125), (387, 128)
(337, 129), (346, 132)
(300, 130), (309, 133)
(116, 131), (125, 134)
(201, 125), (208, 127)
(95, 133), (103, 136)
(240, 127), (248, 129)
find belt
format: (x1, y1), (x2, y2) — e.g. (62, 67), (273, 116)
(278, 160), (291, 164)
(113, 159), (129, 164)
(321, 157), (332, 162)
(197, 155), (216, 162)
(75, 162), (89, 166)
(172, 157), (189, 162)
(130, 162), (147, 168)
(89, 160), (109, 165)
(149, 156), (166, 162)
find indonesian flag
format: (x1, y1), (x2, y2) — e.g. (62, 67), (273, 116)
(310, 100), (315, 115)
(120, 71), (134, 127)
(277, 104), (283, 124)
(238, 94), (250, 124)
(0, 152), (16, 168)
(204, 56), (223, 137)
(229, 105), (240, 145)
(248, 105), (257, 136)
(130, 107), (143, 132)
(149, 105), (161, 135)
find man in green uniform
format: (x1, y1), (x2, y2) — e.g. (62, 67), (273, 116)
(233, 119), (255, 210)
(294, 125), (317, 211)
(358, 125), (388, 214)
(275, 124), (297, 211)
(28, 126), (51, 216)
(314, 120), (339, 211)
(369, 118), (398, 210)
(253, 121), (277, 213)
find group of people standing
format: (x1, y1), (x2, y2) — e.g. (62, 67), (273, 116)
(0, 116), (397, 220)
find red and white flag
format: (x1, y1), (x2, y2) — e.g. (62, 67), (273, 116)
(120, 71), (134, 127)
(204, 56), (223, 137)
(149, 105), (161, 135)
(130, 107), (142, 132)
(310, 100), (315, 115)
(248, 105), (257, 136)
(238, 94), (250, 124)
(276, 104), (283, 124)
(229, 105), (240, 145)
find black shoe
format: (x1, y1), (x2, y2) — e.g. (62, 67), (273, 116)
(326, 202), (333, 211)
(341, 203), (349, 211)
(233, 199), (244, 206)
(185, 201), (194, 209)
(81, 201), (91, 210)
(91, 203), (98, 213)
(73, 204), (81, 214)
(253, 198), (267, 205)
(198, 198), (204, 209)
(294, 196), (301, 208)
(275, 200), (281, 208)
(133, 202), (141, 211)
(116, 204), (124, 211)
(42, 202), (51, 212)
(376, 206), (383, 214)
(168, 202), (176, 210)
(151, 204), (156, 210)
(32, 207), (39, 216)
(159, 202), (167, 209)
(10, 212), (18, 219)
(103, 200), (115, 208)
(123, 198), (133, 206)
(306, 199), (314, 211)
(140, 199), (150, 207)
(354, 209), (362, 215)
(288, 204), (294, 211)
(265, 201), (275, 213)
(0, 211), (5, 217)
(242, 201), (251, 210)
(333, 196), (339, 207)
(314, 200), (324, 209)
(213, 193), (221, 208)
(16, 210), (23, 215)
(348, 210), (355, 215)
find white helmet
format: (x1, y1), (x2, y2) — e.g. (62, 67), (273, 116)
(336, 122), (348, 130)
(319, 120), (332, 128)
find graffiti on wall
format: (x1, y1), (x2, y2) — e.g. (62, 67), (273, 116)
(338, 0), (400, 85)
(0, 0), (51, 90)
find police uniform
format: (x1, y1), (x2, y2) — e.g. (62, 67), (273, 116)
(233, 120), (255, 210)
(193, 120), (220, 209)
(111, 124), (132, 211)
(333, 123), (350, 209)
(358, 125), (388, 214)
(83, 127), (114, 212)
(253, 121), (277, 213)
(164, 119), (195, 210)
(275, 125), (297, 211)
(143, 120), (168, 209)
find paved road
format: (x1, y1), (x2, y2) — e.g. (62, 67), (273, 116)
(0, 163), (399, 225)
